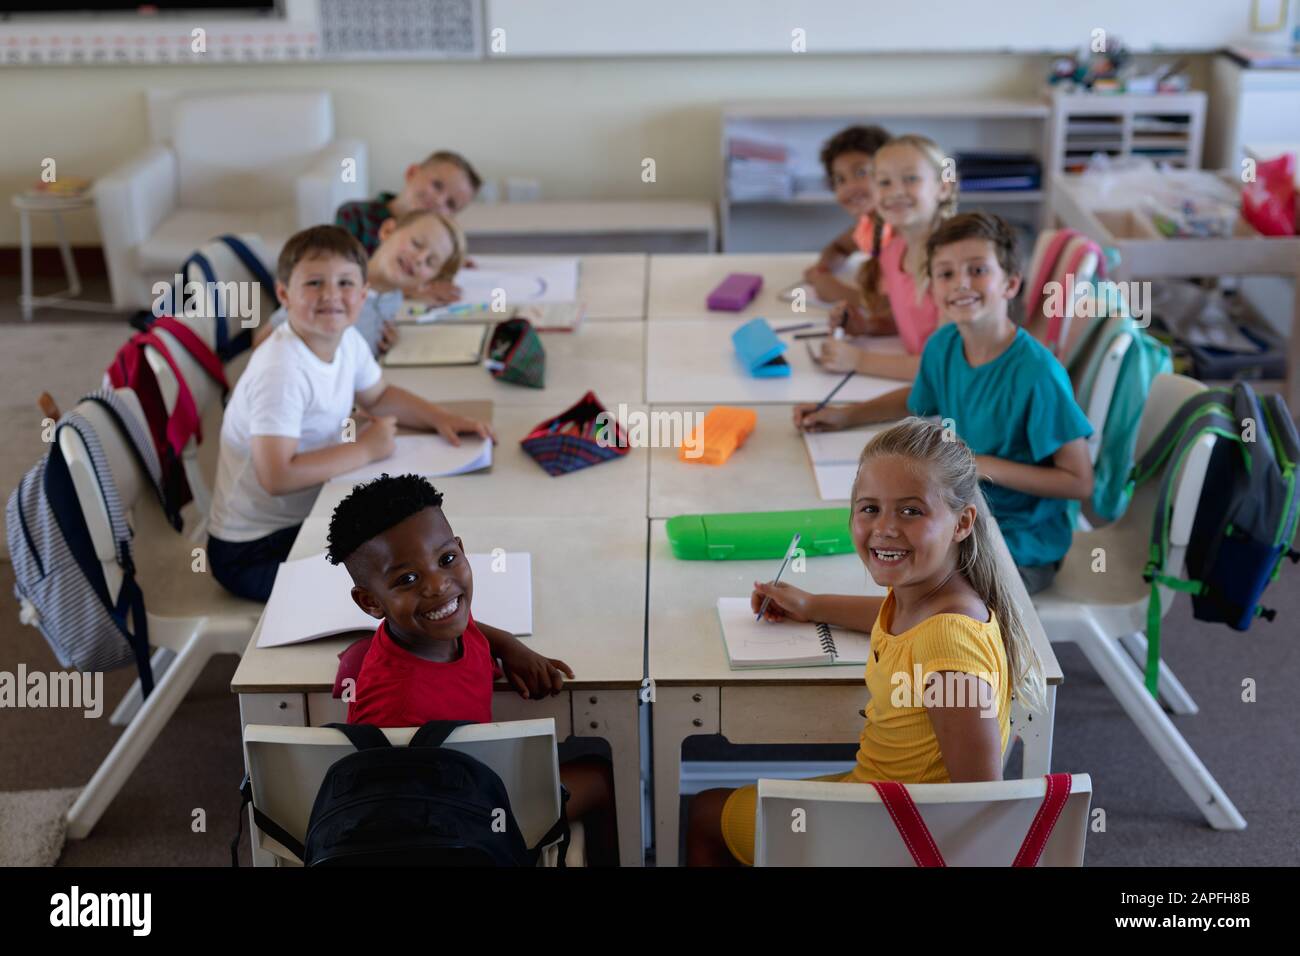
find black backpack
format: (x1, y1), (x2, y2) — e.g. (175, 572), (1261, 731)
(236, 721), (569, 867)
(1129, 381), (1300, 696)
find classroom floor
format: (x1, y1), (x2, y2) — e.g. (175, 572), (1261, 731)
(2, 303), (1298, 866)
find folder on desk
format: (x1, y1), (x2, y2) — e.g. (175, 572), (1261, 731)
(382, 323), (489, 366)
(731, 318), (791, 378)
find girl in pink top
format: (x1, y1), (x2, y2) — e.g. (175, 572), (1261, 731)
(820, 134), (959, 381)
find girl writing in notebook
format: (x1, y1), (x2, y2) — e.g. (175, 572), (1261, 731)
(818, 134), (958, 381)
(685, 418), (1045, 866)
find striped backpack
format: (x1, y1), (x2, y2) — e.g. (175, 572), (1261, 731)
(5, 389), (178, 696)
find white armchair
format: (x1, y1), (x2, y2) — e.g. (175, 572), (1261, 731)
(95, 90), (368, 311)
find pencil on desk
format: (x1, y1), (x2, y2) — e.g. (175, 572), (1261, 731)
(774, 322), (816, 334)
(794, 330), (830, 340)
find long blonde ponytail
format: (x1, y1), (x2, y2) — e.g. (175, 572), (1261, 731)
(858, 418), (1046, 714)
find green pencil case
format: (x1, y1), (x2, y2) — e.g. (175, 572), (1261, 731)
(666, 508), (853, 560)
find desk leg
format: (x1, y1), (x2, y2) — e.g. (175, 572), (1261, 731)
(651, 686), (719, 867)
(18, 207), (33, 321)
(574, 689), (644, 866)
(1018, 684), (1057, 778)
(238, 693), (307, 867)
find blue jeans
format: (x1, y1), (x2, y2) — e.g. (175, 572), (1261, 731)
(207, 525), (301, 602)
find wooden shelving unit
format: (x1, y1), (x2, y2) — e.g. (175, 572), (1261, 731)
(1048, 89), (1206, 175)
(719, 98), (1052, 252)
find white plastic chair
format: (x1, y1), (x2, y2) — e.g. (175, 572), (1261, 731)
(754, 774), (1092, 866)
(1031, 374), (1246, 830)
(57, 388), (262, 839)
(1070, 320), (1134, 468)
(242, 718), (583, 866)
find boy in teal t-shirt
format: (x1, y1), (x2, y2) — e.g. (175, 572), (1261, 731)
(794, 212), (1094, 594)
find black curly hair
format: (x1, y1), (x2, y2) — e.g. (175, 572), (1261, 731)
(819, 124), (891, 182)
(326, 473), (445, 566)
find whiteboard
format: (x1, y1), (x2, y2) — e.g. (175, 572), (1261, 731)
(486, 0), (1251, 56)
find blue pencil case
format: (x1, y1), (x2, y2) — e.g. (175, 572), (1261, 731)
(731, 318), (790, 378)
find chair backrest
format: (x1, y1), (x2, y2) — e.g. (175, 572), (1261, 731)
(57, 389), (152, 603)
(1119, 374), (1216, 614)
(148, 90), (334, 210)
(243, 719), (564, 862)
(754, 774), (1092, 866)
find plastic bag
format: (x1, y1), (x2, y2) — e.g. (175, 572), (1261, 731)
(1242, 154), (1297, 237)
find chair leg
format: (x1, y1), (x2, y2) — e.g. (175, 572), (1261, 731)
(66, 633), (213, 840)
(108, 647), (177, 726)
(1074, 620), (1245, 830)
(1118, 632), (1198, 715)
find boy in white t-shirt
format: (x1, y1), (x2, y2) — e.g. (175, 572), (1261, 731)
(206, 225), (493, 602)
(256, 208), (466, 357)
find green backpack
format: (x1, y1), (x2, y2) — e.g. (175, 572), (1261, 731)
(1067, 314), (1172, 523)
(1127, 382), (1300, 696)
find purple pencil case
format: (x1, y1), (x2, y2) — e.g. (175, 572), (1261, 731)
(707, 273), (763, 312)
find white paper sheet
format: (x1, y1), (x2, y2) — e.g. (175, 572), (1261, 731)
(802, 427), (882, 501)
(257, 551), (533, 648)
(331, 434), (492, 486)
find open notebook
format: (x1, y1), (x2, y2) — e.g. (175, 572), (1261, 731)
(717, 597), (871, 669)
(331, 433), (492, 485)
(382, 323), (488, 366)
(257, 551), (533, 648)
(398, 258), (582, 326)
(802, 427), (883, 501)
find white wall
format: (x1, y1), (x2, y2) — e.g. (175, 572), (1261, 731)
(0, 52), (1210, 247)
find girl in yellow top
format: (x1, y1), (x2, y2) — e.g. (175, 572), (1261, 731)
(685, 417), (1046, 866)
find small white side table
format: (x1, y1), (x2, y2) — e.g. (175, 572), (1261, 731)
(12, 191), (117, 321)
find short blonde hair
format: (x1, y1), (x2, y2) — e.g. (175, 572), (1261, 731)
(387, 208), (466, 282)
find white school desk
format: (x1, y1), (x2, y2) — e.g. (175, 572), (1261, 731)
(471, 253), (648, 321)
(232, 512), (650, 867)
(642, 405), (1063, 866)
(312, 403), (651, 520)
(647, 253), (832, 321)
(460, 201), (716, 255)
(384, 321), (646, 407)
(648, 404), (865, 518)
(646, 318), (904, 405)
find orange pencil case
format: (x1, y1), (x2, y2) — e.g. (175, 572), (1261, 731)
(679, 406), (757, 465)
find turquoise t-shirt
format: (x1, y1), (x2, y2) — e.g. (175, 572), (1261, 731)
(907, 324), (1092, 568)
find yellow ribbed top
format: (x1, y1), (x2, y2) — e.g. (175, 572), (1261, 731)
(849, 589), (1010, 784)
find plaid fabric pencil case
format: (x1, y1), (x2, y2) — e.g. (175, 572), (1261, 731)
(520, 391), (630, 476)
(485, 317), (546, 388)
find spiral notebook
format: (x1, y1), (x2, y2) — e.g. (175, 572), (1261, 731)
(716, 597), (872, 669)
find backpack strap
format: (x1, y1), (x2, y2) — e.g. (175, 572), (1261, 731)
(1011, 773), (1073, 867)
(409, 720), (474, 749)
(218, 234), (278, 297)
(324, 721), (393, 751)
(232, 773), (305, 866)
(151, 315), (229, 396)
(872, 775), (1075, 867)
(530, 784), (571, 868)
(82, 393), (182, 531)
(869, 781), (946, 867)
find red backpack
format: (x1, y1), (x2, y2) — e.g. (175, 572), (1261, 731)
(106, 315), (227, 515)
